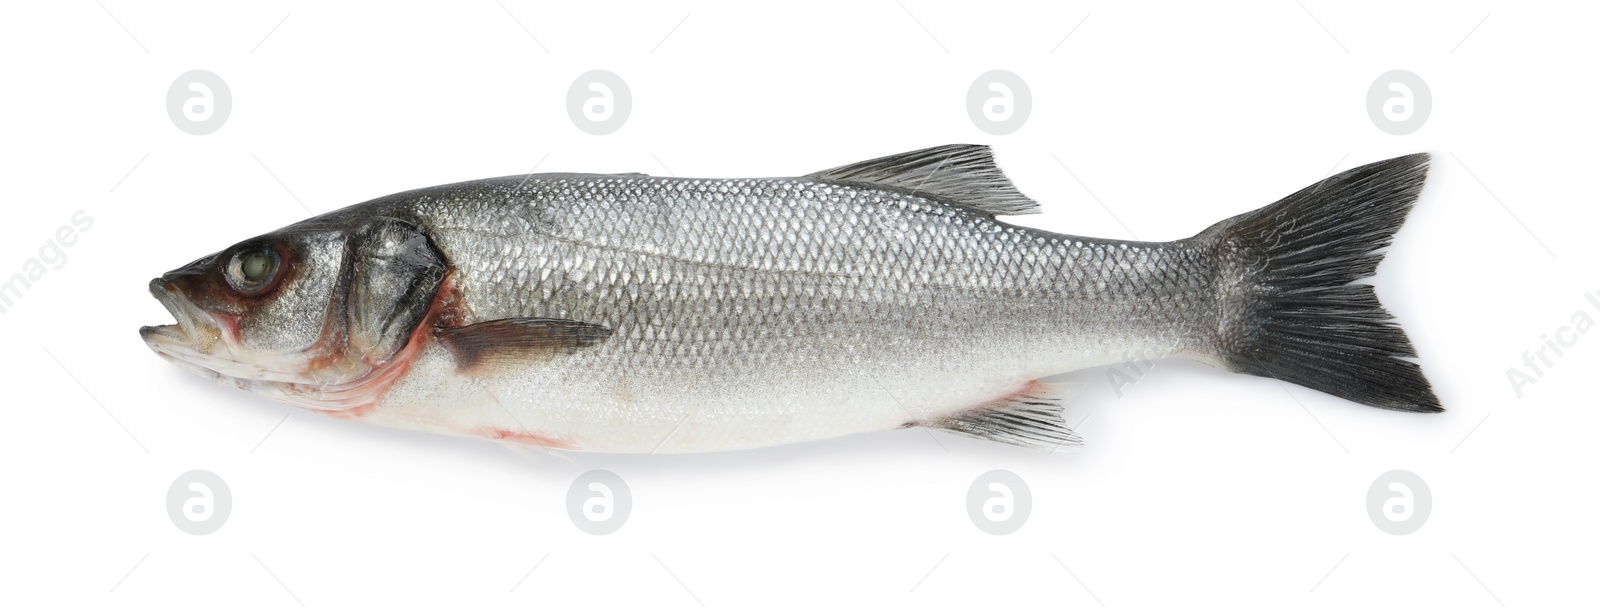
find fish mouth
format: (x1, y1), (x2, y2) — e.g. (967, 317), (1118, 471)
(141, 277), (322, 386)
(141, 277), (226, 381)
(141, 278), (204, 349)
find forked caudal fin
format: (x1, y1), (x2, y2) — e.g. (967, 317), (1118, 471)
(1202, 154), (1441, 412)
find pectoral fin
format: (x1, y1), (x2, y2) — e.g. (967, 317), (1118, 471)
(436, 318), (612, 372)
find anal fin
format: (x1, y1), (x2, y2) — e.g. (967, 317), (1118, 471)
(927, 380), (1081, 450)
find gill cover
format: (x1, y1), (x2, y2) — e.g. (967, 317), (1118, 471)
(345, 216), (446, 365)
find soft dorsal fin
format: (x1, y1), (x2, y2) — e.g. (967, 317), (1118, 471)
(805, 144), (1041, 216)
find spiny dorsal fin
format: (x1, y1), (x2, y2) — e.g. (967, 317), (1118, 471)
(925, 381), (1081, 450)
(436, 318), (611, 372)
(805, 144), (1041, 216)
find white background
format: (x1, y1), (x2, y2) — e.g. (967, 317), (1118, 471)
(2, 1), (1595, 605)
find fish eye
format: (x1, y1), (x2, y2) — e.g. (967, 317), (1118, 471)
(225, 246), (281, 294)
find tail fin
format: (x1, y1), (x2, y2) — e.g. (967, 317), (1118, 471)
(1204, 154), (1440, 412)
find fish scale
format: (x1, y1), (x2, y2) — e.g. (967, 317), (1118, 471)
(349, 173), (1217, 451)
(142, 145), (1440, 454)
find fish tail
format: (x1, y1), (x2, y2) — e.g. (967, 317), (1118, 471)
(1200, 153), (1441, 412)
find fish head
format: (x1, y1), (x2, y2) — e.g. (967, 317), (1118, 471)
(141, 215), (447, 412)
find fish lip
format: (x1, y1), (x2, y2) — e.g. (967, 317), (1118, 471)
(143, 277), (181, 331)
(140, 277), (206, 352)
(139, 323), (180, 341)
(141, 322), (225, 385)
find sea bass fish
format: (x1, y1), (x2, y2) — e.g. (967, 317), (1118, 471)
(141, 145), (1439, 453)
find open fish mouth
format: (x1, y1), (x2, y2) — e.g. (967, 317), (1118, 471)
(140, 284), (231, 382)
(141, 278), (208, 368)
(140, 278), (305, 384)
(142, 277), (200, 337)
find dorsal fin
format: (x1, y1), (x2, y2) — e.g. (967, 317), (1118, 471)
(805, 144), (1041, 216)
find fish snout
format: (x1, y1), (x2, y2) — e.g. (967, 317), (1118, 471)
(161, 253), (218, 282)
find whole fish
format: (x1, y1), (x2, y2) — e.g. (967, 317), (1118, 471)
(141, 145), (1439, 453)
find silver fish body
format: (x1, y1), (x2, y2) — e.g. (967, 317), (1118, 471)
(142, 145), (1439, 453)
